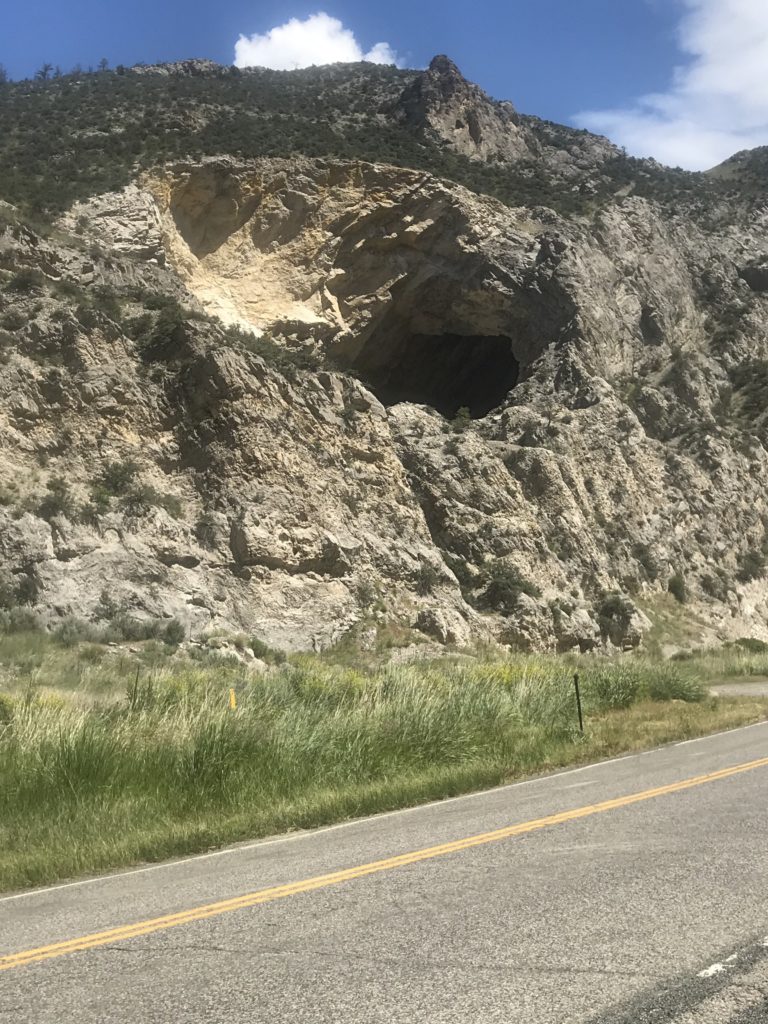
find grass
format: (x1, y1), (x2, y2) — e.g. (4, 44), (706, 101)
(1, 637), (767, 894)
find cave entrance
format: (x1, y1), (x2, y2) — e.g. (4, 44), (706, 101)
(358, 333), (520, 419)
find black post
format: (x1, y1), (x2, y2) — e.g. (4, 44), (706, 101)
(130, 665), (140, 711)
(573, 672), (584, 734)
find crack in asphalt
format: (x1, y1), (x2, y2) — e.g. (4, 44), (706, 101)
(586, 932), (768, 1024)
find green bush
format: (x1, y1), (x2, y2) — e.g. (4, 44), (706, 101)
(668, 573), (687, 604)
(641, 665), (705, 703)
(583, 666), (640, 710)
(5, 268), (36, 293)
(53, 617), (105, 647)
(0, 692), (15, 724)
(36, 476), (75, 522)
(476, 562), (541, 615)
(701, 571), (729, 602)
(97, 460), (140, 497)
(120, 484), (183, 518)
(162, 619), (186, 646)
(451, 406), (471, 432)
(737, 549), (766, 583)
(108, 615), (162, 643)
(1, 310), (25, 331)
(75, 305), (100, 329)
(0, 607), (43, 632)
(250, 637), (287, 664)
(734, 637), (768, 654)
(415, 564), (440, 596)
(597, 592), (634, 637)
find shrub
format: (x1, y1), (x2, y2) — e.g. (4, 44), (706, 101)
(123, 312), (153, 343)
(120, 484), (183, 518)
(443, 552), (475, 595)
(584, 666), (640, 710)
(229, 328), (320, 379)
(108, 615), (162, 642)
(0, 692), (15, 724)
(633, 542), (660, 582)
(6, 268), (36, 293)
(163, 618), (186, 646)
(194, 512), (219, 550)
(701, 570), (729, 602)
(451, 406), (471, 432)
(92, 286), (122, 320)
(668, 572), (687, 604)
(642, 665), (704, 703)
(734, 637), (768, 654)
(415, 564), (440, 596)
(75, 305), (100, 329)
(36, 476), (75, 522)
(93, 589), (121, 622)
(355, 579), (376, 607)
(476, 562), (541, 615)
(135, 303), (185, 361)
(0, 606), (43, 633)
(1, 310), (25, 331)
(97, 460), (139, 497)
(53, 617), (105, 647)
(13, 569), (41, 607)
(737, 549), (766, 583)
(597, 593), (634, 636)
(250, 637), (287, 664)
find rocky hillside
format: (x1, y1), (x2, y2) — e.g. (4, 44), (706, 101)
(1, 57), (768, 653)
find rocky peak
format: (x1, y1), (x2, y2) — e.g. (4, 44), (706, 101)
(130, 58), (225, 77)
(395, 54), (529, 162)
(425, 54), (472, 98)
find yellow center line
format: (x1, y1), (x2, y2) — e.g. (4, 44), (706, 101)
(3, 754), (768, 973)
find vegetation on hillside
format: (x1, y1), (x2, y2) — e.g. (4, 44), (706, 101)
(0, 63), (749, 222)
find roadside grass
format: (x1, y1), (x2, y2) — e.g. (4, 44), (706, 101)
(1, 650), (767, 893)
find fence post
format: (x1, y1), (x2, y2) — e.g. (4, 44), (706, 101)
(573, 672), (584, 734)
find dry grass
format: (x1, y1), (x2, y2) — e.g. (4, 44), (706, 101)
(2, 644), (766, 894)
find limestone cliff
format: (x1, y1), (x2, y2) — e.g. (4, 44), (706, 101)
(1, 59), (768, 653)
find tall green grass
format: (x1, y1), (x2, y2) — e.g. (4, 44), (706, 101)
(0, 655), (726, 891)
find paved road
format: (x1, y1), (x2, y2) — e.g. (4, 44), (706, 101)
(2, 723), (767, 1023)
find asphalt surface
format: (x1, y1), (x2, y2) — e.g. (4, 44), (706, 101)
(2, 722), (767, 1023)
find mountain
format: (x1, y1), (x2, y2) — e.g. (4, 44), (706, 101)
(1, 57), (768, 654)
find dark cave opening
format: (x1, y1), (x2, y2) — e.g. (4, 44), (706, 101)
(359, 333), (520, 419)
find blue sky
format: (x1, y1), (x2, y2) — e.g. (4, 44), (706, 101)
(3, 2), (767, 169)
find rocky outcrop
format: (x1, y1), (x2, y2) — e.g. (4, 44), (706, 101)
(394, 55), (531, 163)
(2, 61), (768, 653)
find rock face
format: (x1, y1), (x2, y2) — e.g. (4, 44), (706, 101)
(394, 55), (531, 163)
(2, 59), (768, 652)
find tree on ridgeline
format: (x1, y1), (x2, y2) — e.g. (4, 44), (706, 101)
(35, 63), (53, 81)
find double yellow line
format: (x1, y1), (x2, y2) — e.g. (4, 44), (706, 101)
(3, 754), (768, 973)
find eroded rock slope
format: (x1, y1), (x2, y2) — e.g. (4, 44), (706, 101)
(2, 59), (768, 652)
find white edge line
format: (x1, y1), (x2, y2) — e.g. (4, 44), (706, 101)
(1, 718), (766, 905)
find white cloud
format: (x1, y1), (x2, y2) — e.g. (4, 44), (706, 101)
(234, 12), (402, 71)
(574, 0), (768, 170)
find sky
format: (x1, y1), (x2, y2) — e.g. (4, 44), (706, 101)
(2, 1), (767, 170)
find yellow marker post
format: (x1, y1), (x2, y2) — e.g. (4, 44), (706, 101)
(228, 688), (237, 711)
